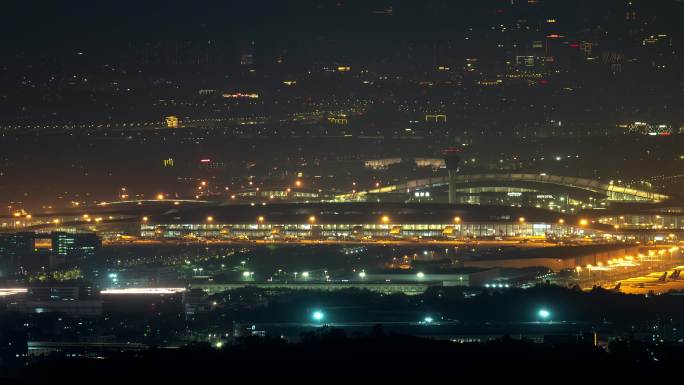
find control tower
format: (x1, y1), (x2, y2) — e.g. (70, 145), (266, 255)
(443, 148), (461, 204)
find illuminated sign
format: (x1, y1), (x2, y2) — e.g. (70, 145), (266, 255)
(34, 238), (52, 250)
(165, 116), (179, 128)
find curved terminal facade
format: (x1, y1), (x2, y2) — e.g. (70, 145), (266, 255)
(336, 173), (669, 213)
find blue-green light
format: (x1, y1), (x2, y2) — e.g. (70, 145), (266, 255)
(312, 310), (325, 321)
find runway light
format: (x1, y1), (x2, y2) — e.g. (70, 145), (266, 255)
(312, 310), (325, 322)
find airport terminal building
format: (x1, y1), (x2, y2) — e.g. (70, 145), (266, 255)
(139, 203), (606, 240)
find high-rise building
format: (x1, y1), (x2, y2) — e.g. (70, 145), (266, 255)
(0, 232), (35, 272)
(50, 232), (101, 260)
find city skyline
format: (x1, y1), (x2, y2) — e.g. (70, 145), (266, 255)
(3, 1), (684, 381)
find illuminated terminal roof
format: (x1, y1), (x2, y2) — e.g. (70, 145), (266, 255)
(337, 173), (669, 203)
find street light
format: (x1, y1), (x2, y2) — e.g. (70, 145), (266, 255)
(381, 215), (390, 224)
(207, 216), (214, 222)
(558, 218), (565, 225)
(538, 309), (551, 322)
(519, 217), (526, 237)
(454, 216), (461, 223)
(579, 219), (588, 227)
(312, 310), (325, 322)
(258, 216), (265, 223)
(309, 216), (316, 224)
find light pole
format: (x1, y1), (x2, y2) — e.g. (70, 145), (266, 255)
(454, 216), (462, 237)
(381, 215), (390, 239)
(519, 217), (526, 237)
(309, 216), (316, 238)
(257, 216), (265, 238)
